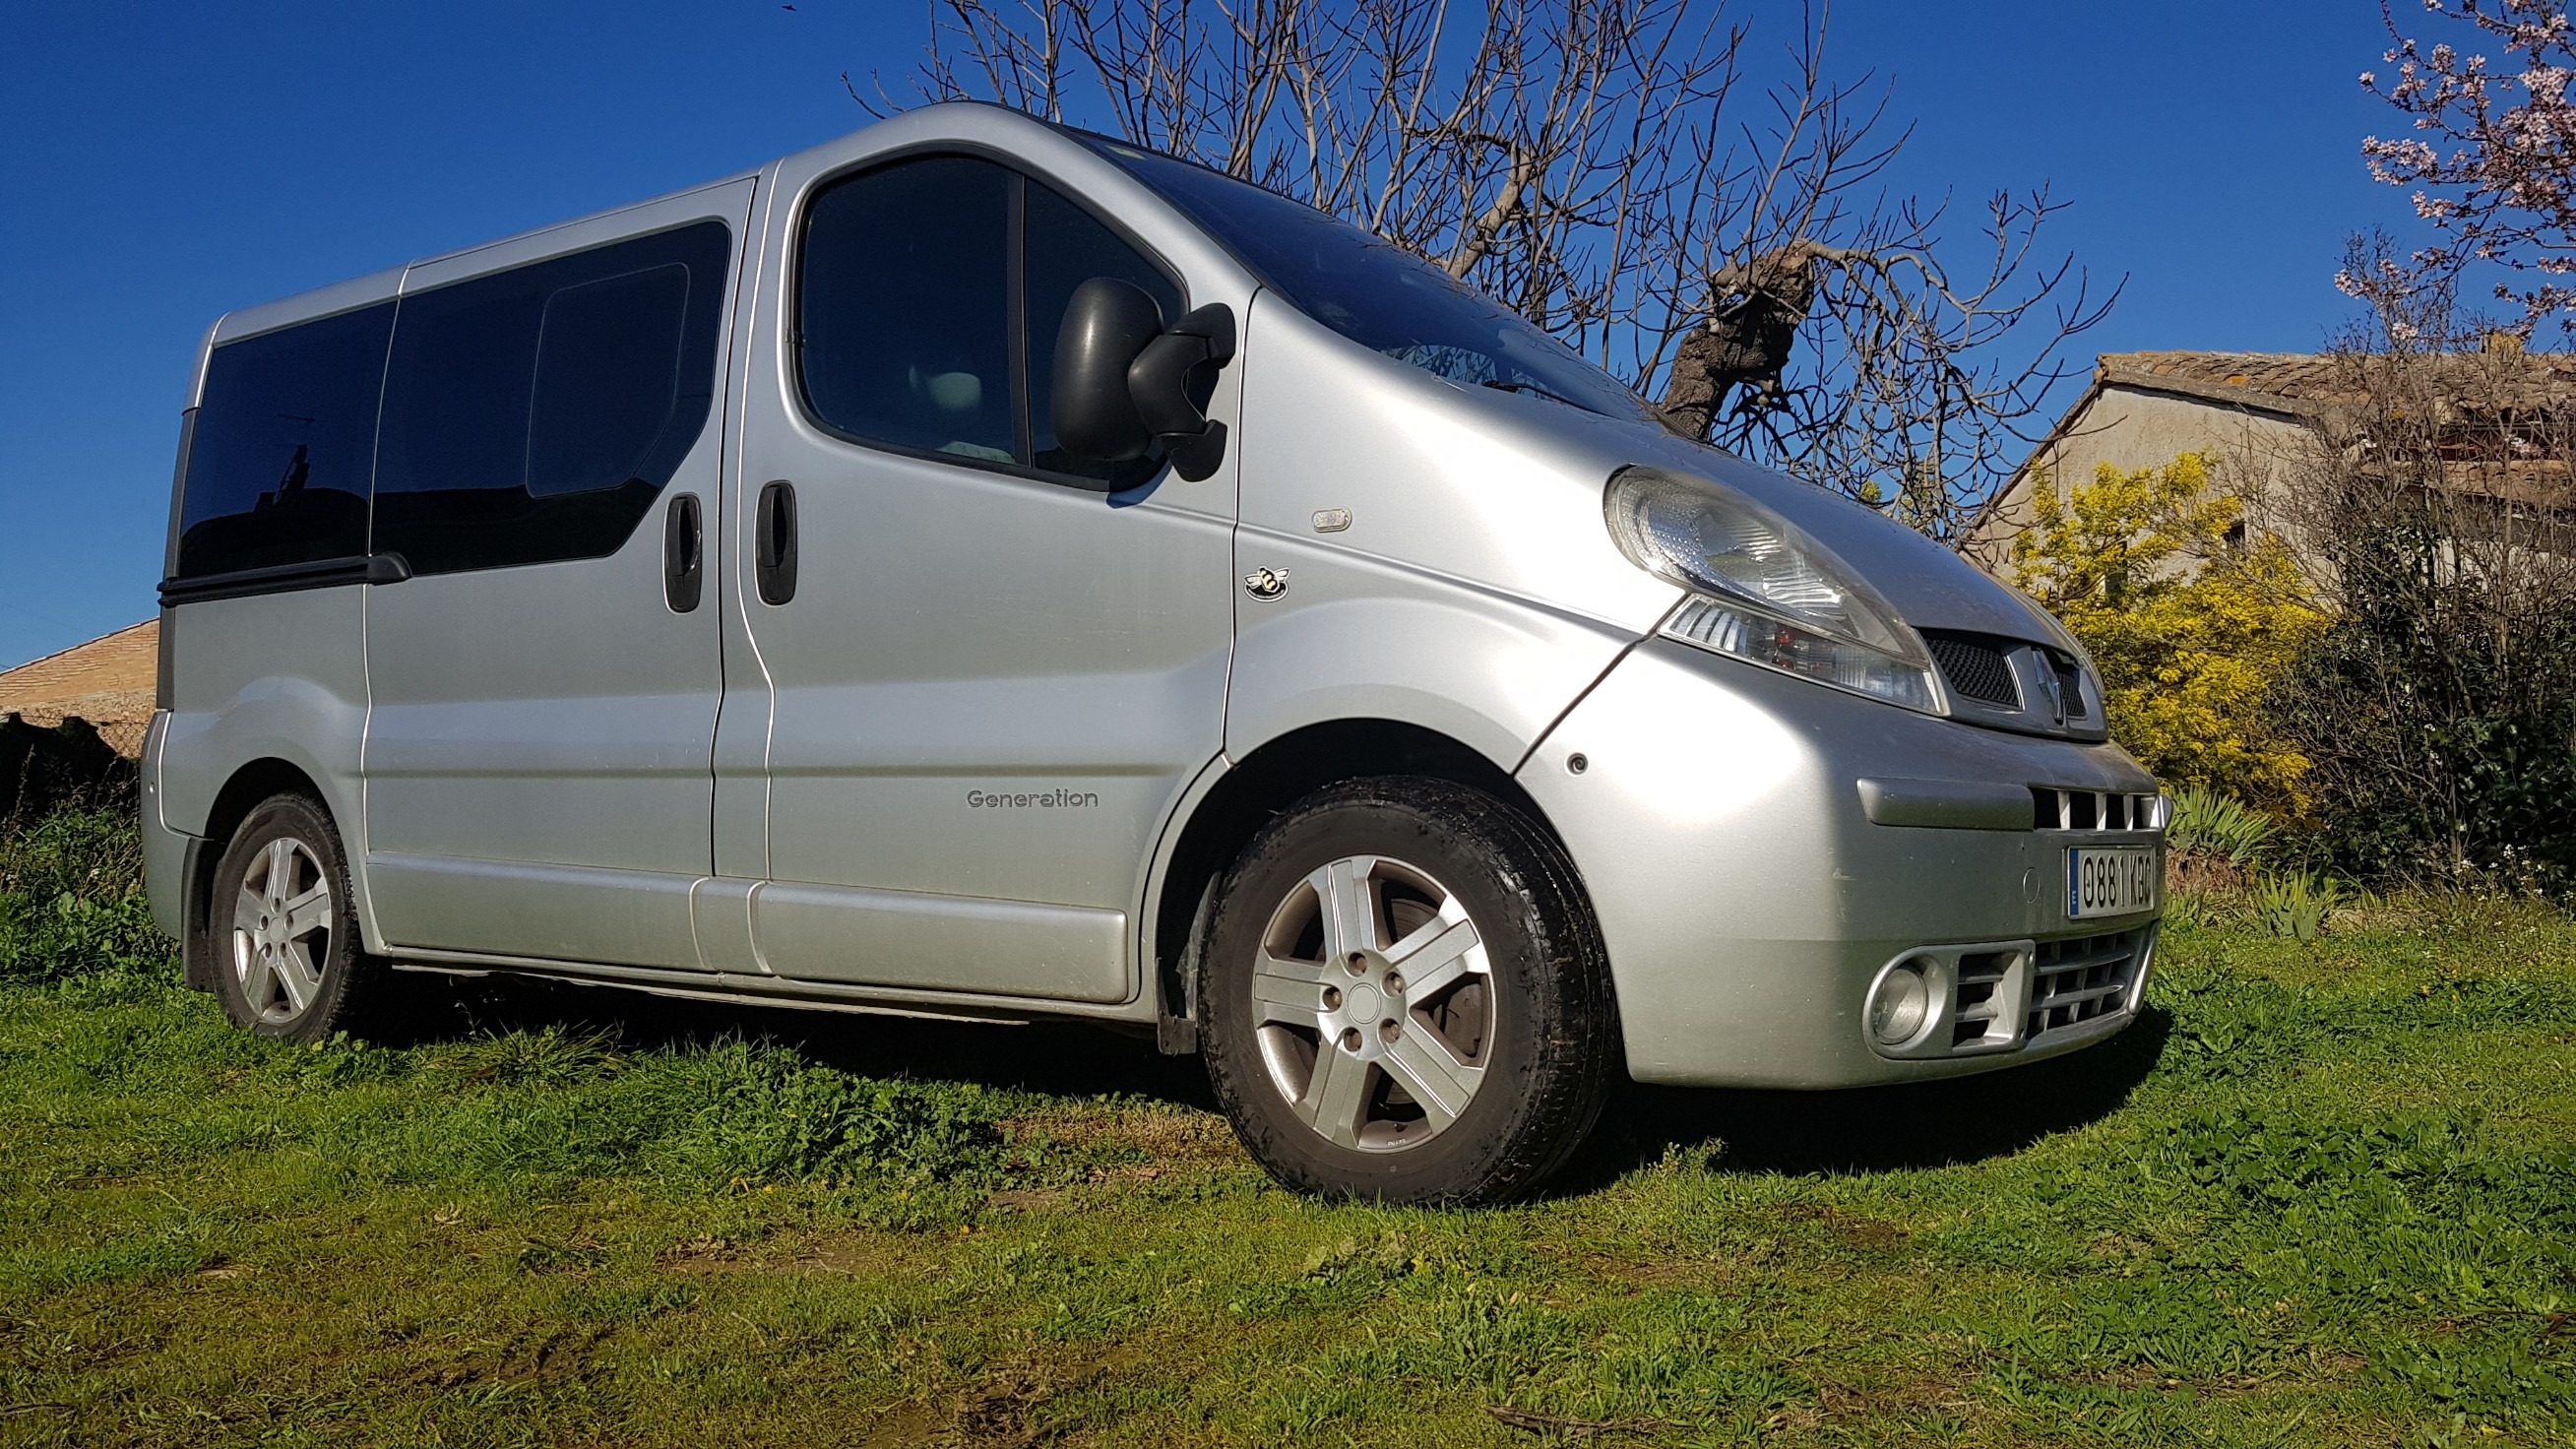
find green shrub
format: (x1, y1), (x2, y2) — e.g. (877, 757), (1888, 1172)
(0, 807), (171, 984)
(2167, 786), (2279, 867)
(2252, 868), (2348, 943)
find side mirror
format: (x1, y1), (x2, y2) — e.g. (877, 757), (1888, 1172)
(1051, 278), (1164, 464)
(1049, 278), (1236, 483)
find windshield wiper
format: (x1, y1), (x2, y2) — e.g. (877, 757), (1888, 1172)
(1481, 377), (1598, 414)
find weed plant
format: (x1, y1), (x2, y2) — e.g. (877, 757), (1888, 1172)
(0, 808), (166, 986)
(1, 811), (2571, 1446)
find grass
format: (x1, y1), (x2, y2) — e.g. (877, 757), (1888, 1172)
(1, 814), (2572, 1446)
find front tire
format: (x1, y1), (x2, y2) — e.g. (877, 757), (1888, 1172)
(1197, 778), (1615, 1205)
(203, 793), (385, 1042)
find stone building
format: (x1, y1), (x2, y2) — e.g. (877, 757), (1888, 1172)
(1967, 346), (2576, 573)
(0, 619), (157, 759)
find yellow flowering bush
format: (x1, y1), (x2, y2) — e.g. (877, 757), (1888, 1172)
(2009, 454), (2323, 811)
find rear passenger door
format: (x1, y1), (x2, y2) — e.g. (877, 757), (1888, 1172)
(360, 183), (751, 971)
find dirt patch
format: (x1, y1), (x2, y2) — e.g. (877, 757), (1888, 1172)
(946, 1357), (1102, 1447)
(1000, 1104), (1242, 1165)
(1776, 1204), (1913, 1252)
(778, 1240), (902, 1278)
(657, 1234), (740, 1274)
(396, 1323), (608, 1394)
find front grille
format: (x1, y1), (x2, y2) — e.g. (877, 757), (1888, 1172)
(1950, 948), (2019, 1048)
(1876, 925), (2155, 1061)
(2033, 787), (2165, 833)
(2026, 929), (2147, 1039)
(1923, 631), (2020, 707)
(2046, 650), (2090, 720)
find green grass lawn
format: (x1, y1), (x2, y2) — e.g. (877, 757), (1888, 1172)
(2, 815), (2572, 1446)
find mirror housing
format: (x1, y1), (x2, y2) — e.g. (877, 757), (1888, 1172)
(1051, 278), (1164, 463)
(1049, 280), (1236, 483)
(1127, 302), (1235, 481)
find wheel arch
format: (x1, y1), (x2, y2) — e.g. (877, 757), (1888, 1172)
(182, 758), (351, 991)
(1148, 718), (1589, 1047)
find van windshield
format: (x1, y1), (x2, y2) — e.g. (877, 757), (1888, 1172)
(1090, 141), (1653, 423)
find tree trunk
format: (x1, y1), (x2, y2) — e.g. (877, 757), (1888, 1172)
(1658, 243), (1821, 442)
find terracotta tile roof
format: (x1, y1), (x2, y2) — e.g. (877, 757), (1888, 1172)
(0, 620), (157, 757)
(2097, 348), (2576, 415)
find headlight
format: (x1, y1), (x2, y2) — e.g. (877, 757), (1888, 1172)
(1604, 468), (1941, 713)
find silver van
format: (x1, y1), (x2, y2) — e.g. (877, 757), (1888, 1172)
(143, 103), (2163, 1203)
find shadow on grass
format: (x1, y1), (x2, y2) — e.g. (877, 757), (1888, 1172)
(392, 970), (1223, 1110)
(391, 970), (2168, 1188)
(1564, 1006), (2174, 1186)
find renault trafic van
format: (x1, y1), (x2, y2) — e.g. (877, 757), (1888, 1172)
(145, 103), (2164, 1204)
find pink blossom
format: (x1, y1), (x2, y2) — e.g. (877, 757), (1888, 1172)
(2357, 0), (2576, 331)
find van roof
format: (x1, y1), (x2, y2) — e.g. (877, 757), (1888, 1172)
(206, 163), (765, 352)
(203, 100), (1120, 350)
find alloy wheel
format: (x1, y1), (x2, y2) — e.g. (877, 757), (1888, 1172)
(1250, 853), (1493, 1151)
(229, 836), (333, 1025)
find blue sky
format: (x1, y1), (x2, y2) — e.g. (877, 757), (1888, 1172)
(0, 1), (2401, 668)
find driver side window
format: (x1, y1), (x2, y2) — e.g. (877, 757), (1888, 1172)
(798, 156), (1016, 464)
(797, 154), (1182, 486)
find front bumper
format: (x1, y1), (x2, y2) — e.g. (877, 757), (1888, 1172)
(1516, 638), (2162, 1089)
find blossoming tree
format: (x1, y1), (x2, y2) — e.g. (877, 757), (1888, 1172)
(2350, 0), (2576, 332)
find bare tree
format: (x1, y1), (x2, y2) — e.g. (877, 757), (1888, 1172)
(861, 0), (2111, 543)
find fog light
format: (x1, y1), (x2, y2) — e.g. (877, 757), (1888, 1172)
(1870, 962), (1932, 1045)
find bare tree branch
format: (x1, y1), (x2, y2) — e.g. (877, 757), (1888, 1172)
(895, 0), (2112, 546)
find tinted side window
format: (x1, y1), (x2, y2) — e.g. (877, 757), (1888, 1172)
(1025, 182), (1183, 486)
(174, 303), (393, 579)
(798, 157), (1015, 463)
(372, 220), (730, 576)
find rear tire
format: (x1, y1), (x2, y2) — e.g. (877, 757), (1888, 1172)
(1197, 777), (1616, 1205)
(202, 793), (387, 1043)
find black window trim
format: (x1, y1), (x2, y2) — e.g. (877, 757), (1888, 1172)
(786, 140), (1192, 493)
(158, 551), (412, 607)
(161, 405), (199, 585)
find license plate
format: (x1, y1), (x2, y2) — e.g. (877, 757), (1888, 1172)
(2068, 846), (2159, 918)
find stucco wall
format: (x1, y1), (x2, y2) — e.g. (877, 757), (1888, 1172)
(1969, 386), (2319, 572)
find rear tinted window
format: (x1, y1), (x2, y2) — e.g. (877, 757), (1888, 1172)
(372, 220), (730, 576)
(174, 303), (394, 580)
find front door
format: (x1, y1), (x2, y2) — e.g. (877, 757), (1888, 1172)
(722, 151), (1236, 1002)
(361, 183), (752, 969)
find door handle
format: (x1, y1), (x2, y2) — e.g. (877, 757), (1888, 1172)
(755, 479), (798, 605)
(662, 492), (703, 612)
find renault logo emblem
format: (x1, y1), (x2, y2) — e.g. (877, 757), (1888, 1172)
(2038, 668), (2067, 725)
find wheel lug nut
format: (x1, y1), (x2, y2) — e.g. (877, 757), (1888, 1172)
(1380, 1019), (1401, 1042)
(1340, 1028), (1363, 1052)
(1321, 986), (1343, 1011)
(1384, 973), (1404, 994)
(1346, 952), (1367, 975)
